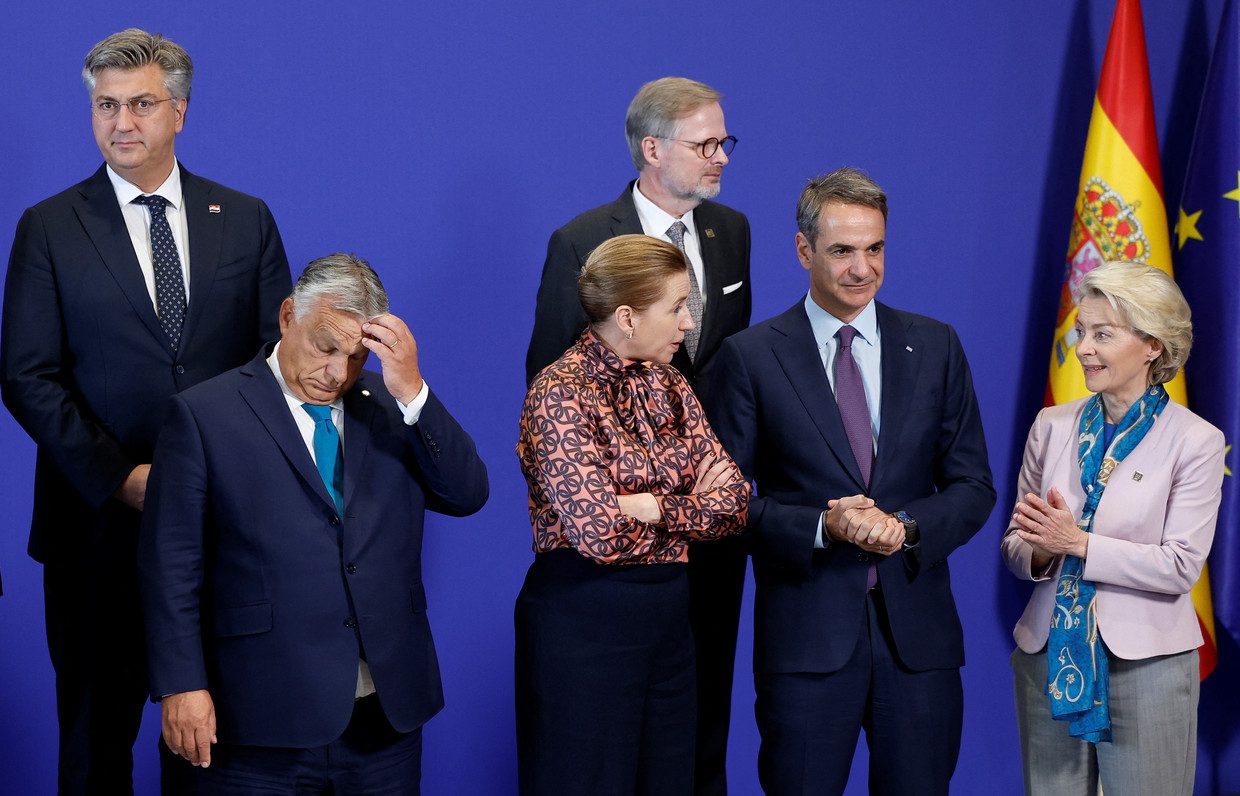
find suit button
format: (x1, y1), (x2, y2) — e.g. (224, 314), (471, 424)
(174, 365), (185, 375)
(346, 563), (357, 575)
(344, 617), (357, 629)
(330, 516), (341, 526)
(857, 552), (868, 562)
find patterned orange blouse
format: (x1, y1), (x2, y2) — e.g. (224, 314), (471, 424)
(518, 330), (749, 565)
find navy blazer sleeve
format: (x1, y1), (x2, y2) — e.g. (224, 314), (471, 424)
(1, 205), (135, 506)
(707, 336), (825, 578)
(525, 227), (589, 385)
(899, 323), (995, 569)
(254, 199), (291, 345)
(403, 389), (491, 517)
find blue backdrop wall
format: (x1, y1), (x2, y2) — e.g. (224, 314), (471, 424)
(1, 1), (1237, 793)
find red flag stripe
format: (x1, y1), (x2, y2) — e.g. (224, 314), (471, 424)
(1095, 0), (1165, 195)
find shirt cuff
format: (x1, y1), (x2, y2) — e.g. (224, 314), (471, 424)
(814, 511), (829, 549)
(396, 381), (430, 425)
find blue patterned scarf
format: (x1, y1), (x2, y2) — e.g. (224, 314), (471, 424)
(1047, 384), (1168, 742)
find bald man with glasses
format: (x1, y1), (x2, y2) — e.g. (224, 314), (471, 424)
(1, 28), (290, 792)
(525, 76), (751, 795)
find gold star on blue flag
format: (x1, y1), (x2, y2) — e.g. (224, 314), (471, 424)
(1176, 0), (1240, 661)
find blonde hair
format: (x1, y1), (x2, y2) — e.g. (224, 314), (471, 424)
(578, 235), (688, 324)
(625, 77), (722, 171)
(1080, 260), (1192, 385)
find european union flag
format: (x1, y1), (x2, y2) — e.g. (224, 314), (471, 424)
(1176, 0), (1240, 650)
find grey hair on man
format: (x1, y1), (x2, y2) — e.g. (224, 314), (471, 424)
(625, 77), (722, 171)
(82, 28), (194, 101)
(797, 167), (889, 248)
(290, 253), (390, 321)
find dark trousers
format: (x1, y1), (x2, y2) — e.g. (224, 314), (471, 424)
(515, 549), (696, 796)
(194, 694), (422, 794)
(44, 535), (198, 796)
(686, 537), (748, 795)
(755, 590), (962, 796)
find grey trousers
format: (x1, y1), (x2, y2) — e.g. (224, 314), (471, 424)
(1011, 645), (1199, 796)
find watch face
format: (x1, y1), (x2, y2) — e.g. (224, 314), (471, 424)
(895, 511), (913, 524)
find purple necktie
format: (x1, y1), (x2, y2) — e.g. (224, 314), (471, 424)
(834, 325), (878, 589)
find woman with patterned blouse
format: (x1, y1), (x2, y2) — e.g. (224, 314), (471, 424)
(515, 234), (749, 795)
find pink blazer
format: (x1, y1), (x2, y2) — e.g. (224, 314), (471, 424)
(1002, 397), (1224, 660)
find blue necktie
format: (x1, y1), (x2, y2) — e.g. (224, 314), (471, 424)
(301, 403), (344, 517)
(133, 195), (187, 351)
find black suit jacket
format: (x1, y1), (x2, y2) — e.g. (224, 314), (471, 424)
(140, 352), (489, 746)
(707, 300), (995, 674)
(525, 181), (751, 390)
(1, 163), (291, 564)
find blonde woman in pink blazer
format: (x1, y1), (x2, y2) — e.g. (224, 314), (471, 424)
(1002, 260), (1224, 796)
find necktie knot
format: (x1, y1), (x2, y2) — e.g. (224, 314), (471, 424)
(133, 194), (169, 215)
(836, 325), (859, 349)
(301, 402), (333, 423)
(666, 221), (688, 248)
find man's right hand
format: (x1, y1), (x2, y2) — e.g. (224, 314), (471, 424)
(114, 464), (151, 511)
(825, 495), (905, 555)
(161, 689), (217, 767)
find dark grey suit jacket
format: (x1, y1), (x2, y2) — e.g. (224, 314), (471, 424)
(525, 181), (751, 390)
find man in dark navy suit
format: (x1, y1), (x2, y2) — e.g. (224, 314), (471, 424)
(140, 254), (488, 792)
(707, 168), (995, 795)
(0, 28), (290, 793)
(525, 76), (752, 794)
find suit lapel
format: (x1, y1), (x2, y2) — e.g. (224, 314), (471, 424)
(341, 377), (378, 514)
(692, 203), (723, 357)
(238, 351), (338, 513)
(872, 304), (918, 493)
(74, 166), (170, 352)
(179, 166), (223, 349)
(608, 182), (645, 237)
(770, 303), (868, 489)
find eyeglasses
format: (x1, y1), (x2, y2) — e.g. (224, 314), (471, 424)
(661, 135), (738, 159)
(92, 97), (176, 120)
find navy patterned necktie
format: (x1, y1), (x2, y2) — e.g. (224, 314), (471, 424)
(665, 221), (703, 361)
(301, 403), (345, 517)
(133, 194), (187, 351)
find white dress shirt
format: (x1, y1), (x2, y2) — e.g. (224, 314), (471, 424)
(632, 182), (708, 306)
(106, 161), (192, 309)
(266, 342), (430, 698)
(805, 295), (883, 548)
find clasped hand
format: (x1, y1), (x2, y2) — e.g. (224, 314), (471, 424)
(825, 495), (904, 555)
(1012, 487), (1088, 565)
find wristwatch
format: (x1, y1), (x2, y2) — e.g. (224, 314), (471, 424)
(892, 510), (920, 549)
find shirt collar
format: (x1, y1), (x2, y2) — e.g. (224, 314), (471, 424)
(804, 294), (879, 350)
(266, 341), (344, 411)
(632, 181), (696, 240)
(107, 159), (183, 210)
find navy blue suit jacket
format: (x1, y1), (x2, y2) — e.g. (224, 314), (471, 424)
(139, 349), (489, 747)
(706, 300), (995, 674)
(1, 164), (290, 565)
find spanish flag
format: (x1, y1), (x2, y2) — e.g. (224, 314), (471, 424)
(1047, 0), (1217, 678)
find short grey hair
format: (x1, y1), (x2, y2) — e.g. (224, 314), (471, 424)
(82, 28), (193, 101)
(625, 77), (722, 171)
(796, 167), (889, 248)
(290, 253), (390, 321)
(1080, 260), (1192, 386)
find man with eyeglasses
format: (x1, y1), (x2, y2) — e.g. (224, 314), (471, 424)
(525, 76), (751, 795)
(1, 28), (290, 793)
